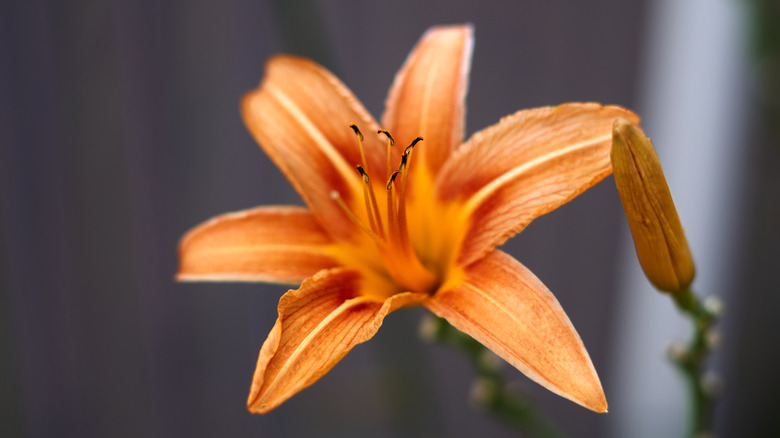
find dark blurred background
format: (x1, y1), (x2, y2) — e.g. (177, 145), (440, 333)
(1, 0), (778, 437)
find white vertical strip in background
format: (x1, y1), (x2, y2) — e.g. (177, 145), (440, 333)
(608, 0), (749, 437)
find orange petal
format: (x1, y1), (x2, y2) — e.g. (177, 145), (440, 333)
(425, 250), (607, 412)
(382, 24), (474, 179)
(242, 56), (386, 242)
(247, 268), (426, 413)
(177, 206), (338, 284)
(436, 103), (640, 266)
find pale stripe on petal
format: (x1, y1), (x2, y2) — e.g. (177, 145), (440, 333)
(435, 103), (640, 266)
(382, 25), (474, 179)
(178, 206), (338, 284)
(425, 250), (607, 412)
(248, 268), (426, 413)
(242, 56), (386, 242)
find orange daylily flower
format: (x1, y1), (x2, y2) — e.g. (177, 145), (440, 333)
(178, 24), (639, 414)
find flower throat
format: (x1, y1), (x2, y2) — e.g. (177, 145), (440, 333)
(330, 124), (437, 294)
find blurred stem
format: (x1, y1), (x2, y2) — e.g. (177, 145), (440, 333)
(670, 288), (719, 438)
(422, 316), (565, 438)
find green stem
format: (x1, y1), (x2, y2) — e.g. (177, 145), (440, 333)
(423, 316), (566, 438)
(670, 288), (718, 437)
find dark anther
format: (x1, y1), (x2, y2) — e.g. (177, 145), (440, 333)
(349, 123), (364, 141)
(399, 153), (408, 170)
(377, 129), (395, 146)
(355, 165), (370, 184)
(404, 137), (423, 155)
(387, 170), (401, 190)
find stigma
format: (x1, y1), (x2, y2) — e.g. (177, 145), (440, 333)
(331, 124), (437, 294)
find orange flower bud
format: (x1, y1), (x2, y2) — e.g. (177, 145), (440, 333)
(611, 118), (695, 293)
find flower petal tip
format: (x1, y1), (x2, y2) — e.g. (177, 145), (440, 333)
(247, 397), (274, 415)
(563, 374), (608, 413)
(570, 385), (607, 413)
(424, 23), (474, 36)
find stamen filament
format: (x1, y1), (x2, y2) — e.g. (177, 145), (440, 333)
(366, 183), (385, 238)
(351, 126), (385, 237)
(349, 123), (369, 173)
(397, 138), (421, 256)
(362, 185), (379, 235)
(355, 165), (380, 234)
(386, 170), (401, 243)
(330, 191), (384, 245)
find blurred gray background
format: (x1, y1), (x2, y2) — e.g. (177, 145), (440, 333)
(1, 0), (778, 437)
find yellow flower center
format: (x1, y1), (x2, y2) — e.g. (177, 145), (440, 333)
(330, 124), (438, 295)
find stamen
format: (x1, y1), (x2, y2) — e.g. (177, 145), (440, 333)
(404, 137), (423, 156)
(330, 190), (383, 245)
(399, 153), (408, 171)
(340, 125), (436, 293)
(350, 125), (384, 238)
(355, 165), (370, 184)
(355, 165), (384, 237)
(386, 170), (401, 191)
(398, 137), (421, 201)
(349, 123), (364, 142)
(378, 129), (395, 179)
(397, 138), (422, 255)
(377, 129), (394, 146)
(349, 123), (369, 172)
(385, 170), (400, 244)
(355, 165), (379, 233)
